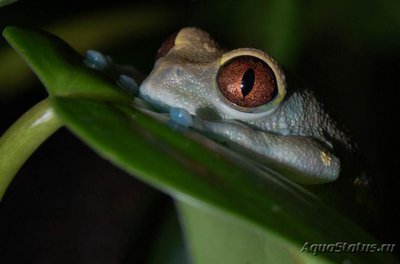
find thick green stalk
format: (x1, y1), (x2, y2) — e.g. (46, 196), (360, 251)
(0, 98), (62, 200)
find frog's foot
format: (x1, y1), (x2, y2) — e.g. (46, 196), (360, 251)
(117, 74), (139, 96)
(167, 108), (236, 142)
(85, 50), (113, 71)
(169, 107), (224, 135)
(169, 108), (194, 127)
(84, 50), (139, 96)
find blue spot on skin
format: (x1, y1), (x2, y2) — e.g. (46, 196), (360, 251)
(170, 107), (194, 127)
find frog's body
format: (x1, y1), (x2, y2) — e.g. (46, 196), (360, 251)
(139, 28), (353, 184)
(85, 28), (354, 185)
(84, 27), (378, 226)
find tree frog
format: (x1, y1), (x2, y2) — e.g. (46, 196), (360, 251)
(85, 27), (357, 185)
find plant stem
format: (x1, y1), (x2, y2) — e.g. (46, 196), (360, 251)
(0, 98), (62, 200)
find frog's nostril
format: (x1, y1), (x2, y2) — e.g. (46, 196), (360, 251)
(175, 67), (183, 77)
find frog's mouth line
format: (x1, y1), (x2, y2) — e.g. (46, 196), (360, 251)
(138, 91), (171, 113)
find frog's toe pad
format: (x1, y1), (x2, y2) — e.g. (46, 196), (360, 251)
(84, 50), (110, 70)
(117, 74), (139, 96)
(169, 108), (194, 127)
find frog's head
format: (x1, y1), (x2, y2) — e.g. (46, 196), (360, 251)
(139, 27), (286, 121)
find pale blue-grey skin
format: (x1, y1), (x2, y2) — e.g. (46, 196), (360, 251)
(85, 28), (353, 185)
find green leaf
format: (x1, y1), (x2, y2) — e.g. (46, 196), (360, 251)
(0, 0), (17, 8)
(2, 26), (129, 102)
(51, 97), (398, 264)
(2, 26), (399, 263)
(0, 99), (62, 200)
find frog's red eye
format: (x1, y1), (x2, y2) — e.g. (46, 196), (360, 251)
(155, 32), (178, 60)
(217, 56), (277, 108)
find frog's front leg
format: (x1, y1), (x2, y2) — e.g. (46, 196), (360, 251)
(170, 108), (339, 185)
(209, 122), (340, 184)
(84, 50), (139, 96)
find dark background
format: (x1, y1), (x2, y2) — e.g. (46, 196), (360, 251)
(0, 0), (399, 262)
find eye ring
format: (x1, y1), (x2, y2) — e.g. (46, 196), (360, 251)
(216, 49), (286, 113)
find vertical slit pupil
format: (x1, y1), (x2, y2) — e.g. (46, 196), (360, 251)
(241, 68), (255, 97)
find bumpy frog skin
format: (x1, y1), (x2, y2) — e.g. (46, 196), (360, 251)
(85, 28), (354, 185)
(139, 28), (355, 184)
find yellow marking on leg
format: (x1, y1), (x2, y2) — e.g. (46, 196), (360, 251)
(320, 151), (332, 166)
